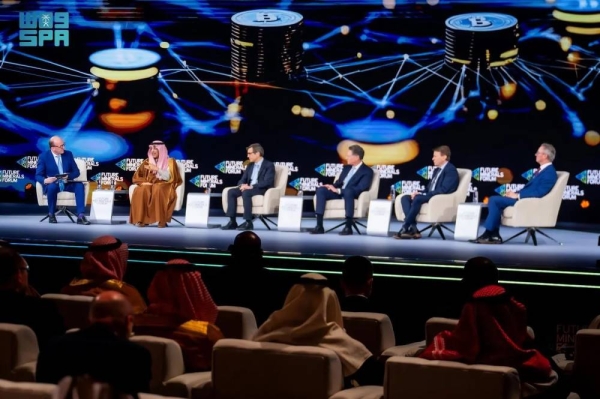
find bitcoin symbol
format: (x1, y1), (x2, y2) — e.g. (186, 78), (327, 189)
(255, 13), (278, 22)
(469, 16), (492, 28)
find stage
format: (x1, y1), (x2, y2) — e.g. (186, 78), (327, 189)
(1, 205), (599, 290)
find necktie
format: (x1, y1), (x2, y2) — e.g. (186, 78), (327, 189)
(342, 167), (357, 189)
(429, 167), (441, 192)
(533, 169), (540, 178)
(57, 156), (64, 192)
(251, 163), (261, 185)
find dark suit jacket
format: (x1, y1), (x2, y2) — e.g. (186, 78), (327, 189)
(36, 323), (152, 395)
(35, 150), (81, 194)
(340, 295), (378, 313)
(237, 159), (275, 191)
(423, 162), (459, 200)
(518, 164), (558, 199)
(334, 164), (374, 197)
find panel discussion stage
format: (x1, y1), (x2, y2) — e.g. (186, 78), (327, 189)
(1, 204), (599, 290)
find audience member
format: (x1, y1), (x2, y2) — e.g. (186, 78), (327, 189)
(134, 259), (223, 372)
(339, 256), (376, 312)
(419, 257), (561, 397)
(61, 235), (146, 314)
(211, 231), (283, 325)
(36, 291), (151, 395)
(0, 246), (65, 349)
(253, 273), (384, 387)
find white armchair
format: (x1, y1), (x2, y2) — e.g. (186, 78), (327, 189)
(394, 168), (472, 239)
(221, 165), (289, 230)
(36, 158), (90, 223)
(313, 169), (380, 234)
(501, 171), (569, 245)
(129, 161), (186, 226)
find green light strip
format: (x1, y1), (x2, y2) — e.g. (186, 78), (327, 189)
(127, 259), (224, 268)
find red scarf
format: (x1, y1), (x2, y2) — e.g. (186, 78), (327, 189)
(420, 285), (552, 381)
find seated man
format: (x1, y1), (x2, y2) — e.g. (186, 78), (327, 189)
(36, 291), (152, 395)
(311, 145), (373, 236)
(129, 140), (183, 228)
(394, 145), (459, 239)
(339, 256), (377, 313)
(35, 135), (89, 225)
(474, 143), (558, 244)
(221, 143), (275, 231)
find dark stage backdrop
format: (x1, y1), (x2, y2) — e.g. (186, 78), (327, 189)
(0, 0), (598, 223)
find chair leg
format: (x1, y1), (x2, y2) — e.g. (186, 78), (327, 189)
(260, 215), (278, 227)
(39, 214), (49, 222)
(436, 225), (446, 240)
(64, 208), (78, 223)
(355, 220), (367, 228)
(351, 221), (362, 235)
(503, 228), (530, 244)
(440, 224), (454, 234)
(171, 217), (184, 226)
(255, 215), (272, 230)
(534, 228), (562, 245)
(325, 221), (346, 233)
(419, 224), (434, 234)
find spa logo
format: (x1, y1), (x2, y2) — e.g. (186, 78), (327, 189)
(19, 11), (69, 47)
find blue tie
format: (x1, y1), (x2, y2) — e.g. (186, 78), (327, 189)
(342, 167), (357, 189)
(56, 156), (64, 192)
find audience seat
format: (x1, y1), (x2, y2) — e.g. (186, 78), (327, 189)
(0, 324), (39, 382)
(0, 379), (60, 399)
(130, 335), (210, 398)
(552, 314), (600, 374)
(569, 329), (600, 398)
(341, 312), (395, 357)
(215, 306), (258, 340)
(191, 338), (366, 399)
(41, 293), (93, 330)
(383, 317), (535, 358)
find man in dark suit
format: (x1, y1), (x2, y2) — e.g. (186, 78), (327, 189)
(222, 143), (275, 231)
(36, 291), (152, 395)
(311, 144), (374, 236)
(339, 256), (378, 313)
(474, 143), (558, 244)
(395, 145), (459, 239)
(35, 136), (89, 225)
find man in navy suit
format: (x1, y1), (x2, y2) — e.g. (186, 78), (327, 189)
(474, 143), (558, 244)
(221, 143), (275, 231)
(311, 144), (374, 236)
(35, 136), (89, 225)
(394, 145), (459, 239)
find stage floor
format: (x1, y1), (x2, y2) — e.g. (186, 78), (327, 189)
(1, 214), (598, 271)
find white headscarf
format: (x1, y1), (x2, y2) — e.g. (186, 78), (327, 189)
(253, 273), (372, 377)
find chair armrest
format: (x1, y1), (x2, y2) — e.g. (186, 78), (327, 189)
(36, 182), (45, 205)
(329, 386), (383, 399)
(11, 361), (37, 382)
(129, 184), (138, 202)
(262, 187), (282, 214)
(190, 379), (214, 399)
(356, 191), (371, 217)
(382, 341), (426, 358)
(163, 371), (211, 398)
(221, 187), (234, 213)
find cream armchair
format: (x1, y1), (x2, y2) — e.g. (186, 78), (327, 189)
(36, 158), (90, 223)
(221, 165), (289, 230)
(313, 169), (380, 234)
(501, 171), (569, 246)
(129, 161), (186, 226)
(394, 168), (472, 239)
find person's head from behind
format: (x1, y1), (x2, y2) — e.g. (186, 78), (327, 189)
(0, 246), (29, 293)
(89, 291), (134, 339)
(282, 273), (342, 324)
(341, 256), (373, 297)
(462, 256), (499, 296)
(228, 231), (264, 268)
(81, 235), (129, 282)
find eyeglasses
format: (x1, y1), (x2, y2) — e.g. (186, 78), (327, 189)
(247, 152), (255, 155)
(53, 144), (65, 148)
(19, 264), (30, 272)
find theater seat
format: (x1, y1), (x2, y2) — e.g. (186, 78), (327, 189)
(0, 324), (39, 382)
(130, 335), (210, 398)
(0, 379), (59, 399)
(342, 312), (395, 357)
(41, 293), (93, 330)
(215, 306), (258, 339)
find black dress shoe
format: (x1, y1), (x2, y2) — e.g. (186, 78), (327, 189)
(77, 216), (90, 225)
(470, 230), (493, 244)
(310, 226), (324, 234)
(393, 226), (409, 239)
(339, 226), (353, 236)
(408, 225), (422, 239)
(221, 221), (238, 230)
(478, 234), (503, 244)
(48, 214), (57, 224)
(237, 221), (254, 231)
